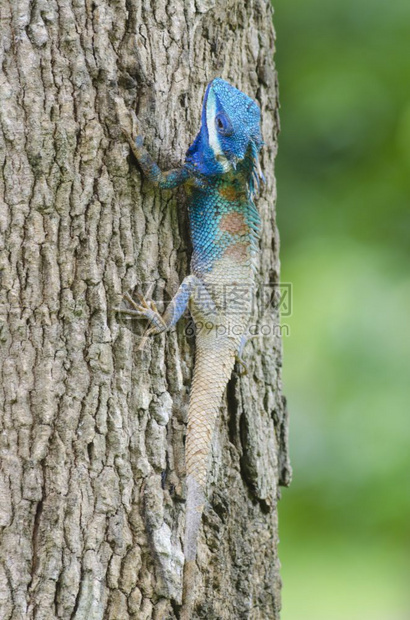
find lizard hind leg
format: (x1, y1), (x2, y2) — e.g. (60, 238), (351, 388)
(233, 333), (249, 376)
(114, 275), (208, 347)
(235, 332), (260, 376)
(114, 290), (167, 347)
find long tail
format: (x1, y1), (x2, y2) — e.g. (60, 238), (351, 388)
(182, 342), (236, 614)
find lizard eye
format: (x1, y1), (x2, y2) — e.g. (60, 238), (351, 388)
(215, 112), (233, 136)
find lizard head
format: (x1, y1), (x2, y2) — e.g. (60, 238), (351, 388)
(185, 78), (264, 184)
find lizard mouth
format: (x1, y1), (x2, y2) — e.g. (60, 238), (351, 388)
(228, 154), (239, 170)
(215, 153), (233, 173)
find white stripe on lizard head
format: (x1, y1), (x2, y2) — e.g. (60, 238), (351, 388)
(206, 88), (232, 173)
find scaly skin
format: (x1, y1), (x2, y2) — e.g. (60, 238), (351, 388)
(117, 78), (263, 615)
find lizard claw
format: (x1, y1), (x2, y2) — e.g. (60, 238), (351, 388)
(129, 109), (140, 137)
(113, 306), (144, 318)
(123, 291), (147, 312)
(115, 291), (167, 334)
(118, 108), (144, 157)
(149, 300), (160, 313)
(234, 333), (259, 376)
(235, 354), (248, 376)
(137, 325), (160, 351)
(115, 98), (141, 143)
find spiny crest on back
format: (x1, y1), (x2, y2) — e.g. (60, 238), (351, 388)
(185, 78), (263, 186)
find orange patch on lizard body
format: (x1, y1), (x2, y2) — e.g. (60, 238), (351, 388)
(219, 212), (249, 235)
(223, 242), (249, 263)
(219, 185), (245, 201)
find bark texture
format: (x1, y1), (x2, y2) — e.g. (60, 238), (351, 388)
(0, 0), (290, 618)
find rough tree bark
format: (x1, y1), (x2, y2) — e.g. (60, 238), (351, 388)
(0, 0), (290, 618)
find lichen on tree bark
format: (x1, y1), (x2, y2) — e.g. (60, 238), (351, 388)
(0, 0), (290, 618)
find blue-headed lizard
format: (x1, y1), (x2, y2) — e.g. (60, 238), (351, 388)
(117, 78), (264, 617)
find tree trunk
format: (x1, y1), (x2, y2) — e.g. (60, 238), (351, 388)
(0, 0), (290, 618)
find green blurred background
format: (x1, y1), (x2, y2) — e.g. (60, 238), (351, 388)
(273, 0), (410, 618)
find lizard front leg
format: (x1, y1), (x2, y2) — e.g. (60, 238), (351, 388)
(116, 100), (194, 189)
(123, 130), (192, 189)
